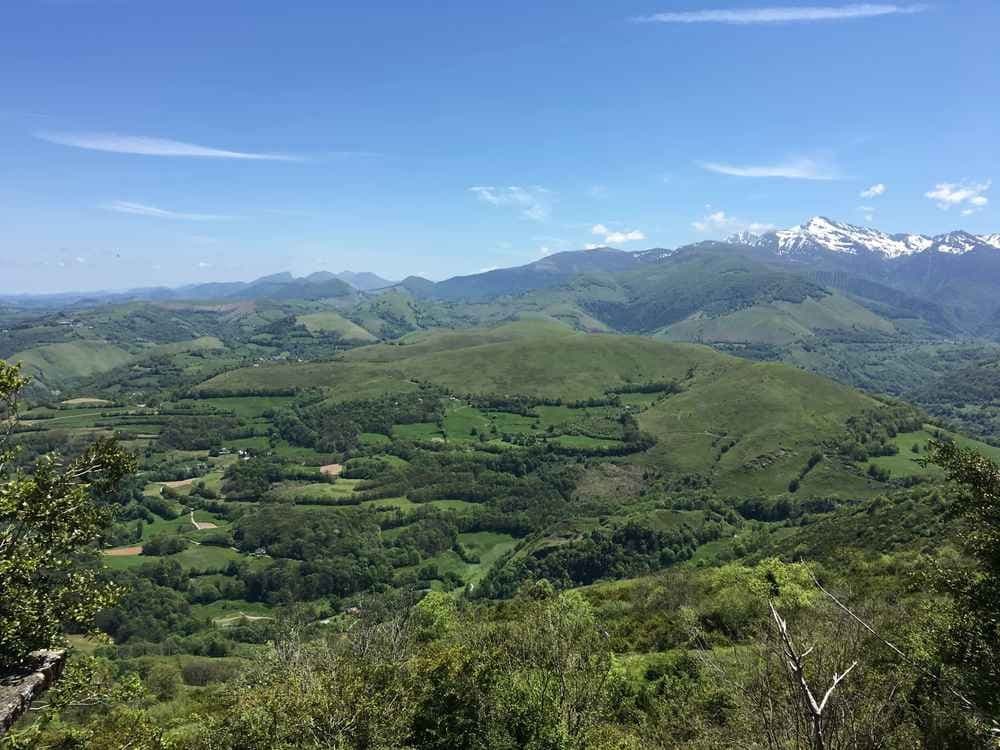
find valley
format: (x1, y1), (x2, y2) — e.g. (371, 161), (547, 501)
(5, 217), (1000, 746)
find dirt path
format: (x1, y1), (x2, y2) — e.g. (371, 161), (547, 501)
(162, 477), (197, 489)
(319, 463), (343, 477)
(190, 510), (218, 530)
(214, 611), (275, 626)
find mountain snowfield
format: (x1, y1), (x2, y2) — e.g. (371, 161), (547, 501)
(729, 216), (1000, 259)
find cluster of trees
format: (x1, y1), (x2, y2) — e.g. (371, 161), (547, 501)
(607, 380), (682, 396)
(479, 518), (730, 598)
(32, 551), (1000, 748)
(0, 361), (136, 669)
(221, 454), (331, 500)
(157, 414), (242, 451)
(839, 403), (924, 461)
(271, 389), (444, 454)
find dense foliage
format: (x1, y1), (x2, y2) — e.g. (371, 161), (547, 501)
(0, 362), (135, 668)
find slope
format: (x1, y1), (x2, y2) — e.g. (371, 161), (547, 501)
(196, 320), (888, 495)
(8, 341), (134, 387)
(658, 291), (895, 345)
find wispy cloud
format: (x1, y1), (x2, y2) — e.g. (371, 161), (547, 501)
(699, 157), (839, 180)
(469, 186), (551, 221)
(104, 201), (234, 221)
(692, 210), (774, 235)
(632, 4), (927, 25)
(37, 131), (301, 161)
(589, 223), (646, 247)
(925, 180), (990, 213)
(860, 182), (886, 198)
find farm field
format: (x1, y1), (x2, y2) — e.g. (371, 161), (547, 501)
(867, 425), (1000, 478)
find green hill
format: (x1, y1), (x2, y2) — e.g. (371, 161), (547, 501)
(197, 320), (887, 495)
(296, 312), (377, 342)
(7, 341), (134, 387)
(657, 291), (895, 345)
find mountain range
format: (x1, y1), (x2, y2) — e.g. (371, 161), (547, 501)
(730, 216), (1000, 259)
(7, 215), (1000, 440)
(5, 216), (1000, 338)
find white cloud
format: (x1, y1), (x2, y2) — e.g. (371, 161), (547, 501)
(469, 185), (551, 221)
(692, 210), (775, 235)
(105, 200), (234, 221)
(197, 261), (212, 269)
(36, 131), (300, 161)
(699, 157), (839, 180)
(633, 4), (927, 24)
(590, 223), (646, 246)
(860, 183), (886, 198)
(925, 180), (991, 212)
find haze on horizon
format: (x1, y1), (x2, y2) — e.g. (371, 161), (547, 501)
(2, 1), (997, 294)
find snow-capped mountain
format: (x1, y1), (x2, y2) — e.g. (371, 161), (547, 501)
(730, 217), (1000, 260)
(928, 231), (988, 255)
(975, 233), (1000, 250)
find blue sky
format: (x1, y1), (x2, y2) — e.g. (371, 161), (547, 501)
(2, 1), (997, 292)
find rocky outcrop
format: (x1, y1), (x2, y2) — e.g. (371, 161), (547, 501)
(0, 650), (66, 736)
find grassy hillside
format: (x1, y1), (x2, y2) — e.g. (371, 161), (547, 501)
(577, 245), (830, 333)
(8, 340), (134, 385)
(296, 312), (377, 342)
(658, 292), (895, 345)
(638, 358), (881, 494)
(199, 320), (724, 401)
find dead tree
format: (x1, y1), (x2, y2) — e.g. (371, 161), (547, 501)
(769, 601), (858, 750)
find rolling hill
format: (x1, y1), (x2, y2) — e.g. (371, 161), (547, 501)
(7, 341), (134, 389)
(197, 319), (889, 495)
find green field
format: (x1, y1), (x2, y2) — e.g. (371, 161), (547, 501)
(430, 532), (518, 586)
(296, 311), (377, 342)
(867, 425), (1000, 478)
(177, 395), (296, 418)
(273, 479), (362, 503)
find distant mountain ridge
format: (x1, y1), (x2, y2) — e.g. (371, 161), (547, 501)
(419, 248), (646, 302)
(4, 217), (998, 322)
(331, 271), (397, 291)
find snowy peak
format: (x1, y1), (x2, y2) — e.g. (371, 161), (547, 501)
(980, 233), (1000, 249)
(930, 231), (984, 255)
(772, 217), (927, 259)
(726, 231), (763, 246)
(728, 216), (999, 259)
(633, 247), (676, 263)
